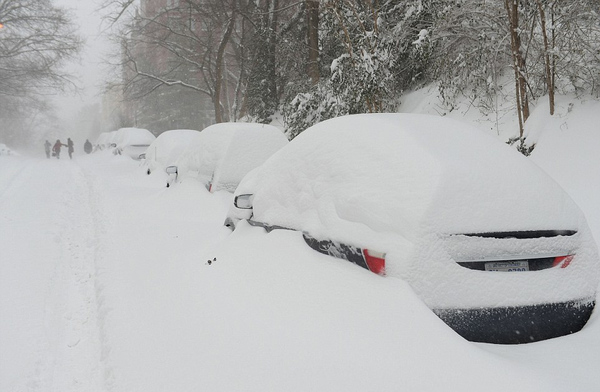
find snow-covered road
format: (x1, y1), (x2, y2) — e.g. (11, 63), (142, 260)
(1, 153), (236, 392)
(0, 157), (108, 391)
(1, 154), (233, 391)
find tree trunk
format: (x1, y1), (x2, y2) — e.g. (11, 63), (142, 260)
(505, 0), (529, 139)
(267, 0), (279, 104)
(306, 0), (320, 85)
(535, 0), (555, 115)
(214, 7), (237, 123)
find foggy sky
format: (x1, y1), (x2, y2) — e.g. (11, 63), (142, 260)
(53, 0), (111, 141)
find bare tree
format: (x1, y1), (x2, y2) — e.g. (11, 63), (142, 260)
(0, 0), (82, 146)
(0, 0), (82, 97)
(504, 0), (530, 140)
(107, 0), (245, 128)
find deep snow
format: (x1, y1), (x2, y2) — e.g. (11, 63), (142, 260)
(1, 95), (600, 391)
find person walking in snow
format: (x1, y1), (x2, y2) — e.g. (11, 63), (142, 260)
(52, 139), (66, 159)
(67, 138), (74, 159)
(84, 139), (92, 154)
(44, 140), (51, 159)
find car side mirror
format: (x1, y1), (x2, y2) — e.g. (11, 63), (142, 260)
(234, 194), (254, 209)
(165, 165), (178, 175)
(138, 153), (146, 160)
(110, 143), (117, 148)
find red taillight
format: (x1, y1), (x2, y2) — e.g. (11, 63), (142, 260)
(208, 183), (213, 193)
(553, 255), (574, 268)
(364, 249), (386, 275)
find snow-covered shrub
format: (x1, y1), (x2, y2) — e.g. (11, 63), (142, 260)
(283, 0), (433, 137)
(283, 84), (347, 139)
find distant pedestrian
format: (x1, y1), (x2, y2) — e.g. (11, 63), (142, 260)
(44, 140), (51, 159)
(52, 139), (66, 159)
(84, 139), (92, 154)
(67, 138), (74, 159)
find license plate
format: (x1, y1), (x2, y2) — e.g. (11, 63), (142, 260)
(485, 260), (529, 272)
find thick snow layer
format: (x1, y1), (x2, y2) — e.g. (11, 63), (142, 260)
(2, 93), (600, 391)
(246, 113), (580, 245)
(113, 127), (155, 148)
(1, 128), (600, 391)
(527, 96), (600, 246)
(94, 131), (118, 149)
(144, 129), (201, 174)
(176, 122), (288, 192)
(237, 113), (598, 308)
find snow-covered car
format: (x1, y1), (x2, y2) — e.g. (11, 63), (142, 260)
(174, 122), (288, 192)
(112, 127), (156, 159)
(93, 131), (116, 151)
(225, 113), (600, 344)
(143, 129), (201, 185)
(0, 143), (14, 156)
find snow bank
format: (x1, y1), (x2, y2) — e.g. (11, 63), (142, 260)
(527, 96), (600, 246)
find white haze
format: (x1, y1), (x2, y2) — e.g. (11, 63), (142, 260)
(50, 0), (111, 143)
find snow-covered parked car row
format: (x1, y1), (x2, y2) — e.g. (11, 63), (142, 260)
(93, 127), (156, 160)
(143, 122), (288, 191)
(112, 127), (156, 159)
(223, 113), (600, 344)
(91, 115), (599, 345)
(95, 123), (289, 192)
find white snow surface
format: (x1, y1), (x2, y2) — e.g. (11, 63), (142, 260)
(113, 127), (155, 148)
(1, 97), (600, 391)
(176, 122), (288, 192)
(144, 129), (201, 174)
(236, 113), (598, 308)
(244, 113), (581, 244)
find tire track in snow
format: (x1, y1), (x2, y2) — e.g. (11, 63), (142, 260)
(75, 160), (118, 391)
(29, 160), (114, 392)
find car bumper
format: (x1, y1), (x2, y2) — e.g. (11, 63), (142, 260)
(434, 299), (596, 344)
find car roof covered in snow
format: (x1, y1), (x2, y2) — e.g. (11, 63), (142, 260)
(177, 122), (288, 192)
(240, 113), (582, 250)
(145, 129), (202, 171)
